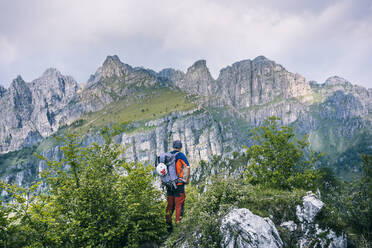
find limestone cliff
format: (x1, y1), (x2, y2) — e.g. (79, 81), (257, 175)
(0, 71), (79, 153)
(0, 55), (371, 187)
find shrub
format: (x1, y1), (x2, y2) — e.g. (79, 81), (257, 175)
(165, 177), (305, 248)
(1, 129), (167, 247)
(244, 116), (322, 190)
(317, 154), (372, 247)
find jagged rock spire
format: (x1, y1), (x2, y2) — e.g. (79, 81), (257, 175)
(87, 55), (133, 86)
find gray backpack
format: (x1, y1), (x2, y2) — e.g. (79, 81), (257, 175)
(157, 152), (181, 190)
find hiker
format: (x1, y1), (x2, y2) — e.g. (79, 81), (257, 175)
(164, 140), (190, 230)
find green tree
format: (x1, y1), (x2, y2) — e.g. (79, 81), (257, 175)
(244, 116), (322, 190)
(1, 128), (167, 247)
(317, 154), (372, 247)
(347, 154), (372, 243)
(0, 180), (44, 247)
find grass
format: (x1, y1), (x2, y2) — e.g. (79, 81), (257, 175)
(68, 87), (197, 134)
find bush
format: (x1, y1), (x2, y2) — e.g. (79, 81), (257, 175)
(165, 177), (305, 248)
(1, 129), (167, 247)
(244, 116), (322, 190)
(317, 154), (372, 247)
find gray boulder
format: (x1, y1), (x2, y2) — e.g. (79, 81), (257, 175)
(298, 224), (347, 248)
(280, 192), (347, 248)
(220, 208), (283, 248)
(296, 192), (324, 223)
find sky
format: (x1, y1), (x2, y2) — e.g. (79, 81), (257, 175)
(0, 0), (371, 88)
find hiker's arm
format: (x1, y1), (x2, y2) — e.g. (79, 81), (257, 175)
(185, 167), (191, 184)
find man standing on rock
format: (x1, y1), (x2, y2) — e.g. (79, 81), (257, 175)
(166, 140), (190, 231)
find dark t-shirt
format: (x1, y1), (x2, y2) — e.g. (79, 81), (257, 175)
(167, 184), (185, 197)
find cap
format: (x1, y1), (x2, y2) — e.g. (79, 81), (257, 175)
(173, 140), (182, 149)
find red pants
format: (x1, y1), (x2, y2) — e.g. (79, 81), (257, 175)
(166, 192), (186, 224)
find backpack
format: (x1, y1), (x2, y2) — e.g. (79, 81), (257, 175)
(157, 152), (183, 190)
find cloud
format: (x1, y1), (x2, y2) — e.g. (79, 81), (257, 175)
(0, 0), (371, 88)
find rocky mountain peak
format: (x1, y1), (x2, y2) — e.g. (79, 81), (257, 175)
(186, 60), (213, 77)
(103, 55), (122, 67)
(253, 55), (270, 62)
(102, 55), (132, 75)
(13, 75), (25, 83)
(31, 68), (79, 97)
(7, 75), (33, 124)
(42, 68), (62, 78)
(0, 67), (80, 153)
(251, 55), (277, 67)
(181, 59), (215, 96)
(250, 56), (287, 74)
(10, 76), (28, 90)
(215, 56), (313, 108)
(87, 55), (133, 86)
(324, 76), (351, 86)
(189, 59), (208, 71)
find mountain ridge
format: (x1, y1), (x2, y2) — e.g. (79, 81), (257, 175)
(0, 55), (371, 187)
(1, 55), (371, 91)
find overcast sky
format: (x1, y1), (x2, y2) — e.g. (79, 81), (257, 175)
(0, 0), (371, 88)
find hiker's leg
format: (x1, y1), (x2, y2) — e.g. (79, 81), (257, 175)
(180, 199), (185, 218)
(166, 195), (175, 224)
(175, 192), (186, 223)
(180, 189), (186, 219)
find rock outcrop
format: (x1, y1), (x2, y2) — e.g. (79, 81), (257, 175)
(176, 59), (216, 96)
(163, 56), (314, 110)
(216, 56), (313, 108)
(281, 192), (347, 248)
(0, 71), (79, 153)
(220, 208), (283, 248)
(87, 55), (133, 85)
(218, 193), (347, 248)
(296, 193), (324, 223)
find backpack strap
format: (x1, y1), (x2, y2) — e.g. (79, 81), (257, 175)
(173, 152), (187, 183)
(159, 153), (166, 164)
